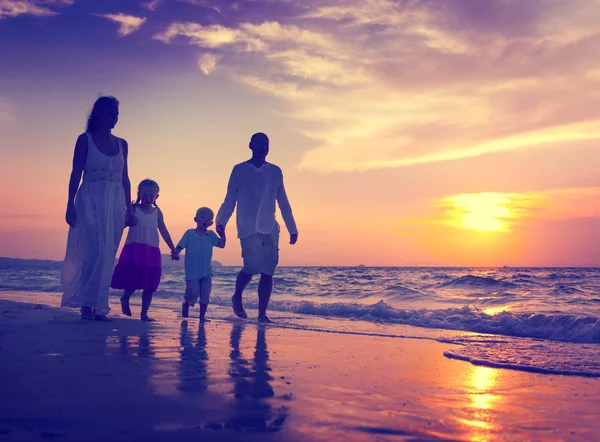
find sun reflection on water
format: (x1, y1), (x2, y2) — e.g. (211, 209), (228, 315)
(482, 305), (511, 316)
(458, 365), (502, 440)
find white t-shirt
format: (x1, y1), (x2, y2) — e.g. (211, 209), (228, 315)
(216, 162), (297, 239)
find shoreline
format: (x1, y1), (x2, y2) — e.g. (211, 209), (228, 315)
(1, 291), (599, 441)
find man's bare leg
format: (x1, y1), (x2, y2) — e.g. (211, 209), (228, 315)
(232, 271), (252, 318)
(200, 303), (210, 323)
(257, 273), (273, 323)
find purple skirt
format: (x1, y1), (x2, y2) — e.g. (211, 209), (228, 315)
(111, 243), (161, 292)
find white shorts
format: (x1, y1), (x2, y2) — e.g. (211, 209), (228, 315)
(185, 276), (212, 306)
(240, 227), (280, 276)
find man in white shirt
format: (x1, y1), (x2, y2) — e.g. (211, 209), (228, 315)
(216, 133), (298, 323)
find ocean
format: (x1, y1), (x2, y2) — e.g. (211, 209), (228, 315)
(1, 263), (599, 377)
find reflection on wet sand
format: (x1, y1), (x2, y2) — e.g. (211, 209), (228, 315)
(459, 365), (501, 440)
(226, 323), (288, 432)
(113, 331), (155, 359)
(105, 320), (291, 434)
(177, 320), (209, 394)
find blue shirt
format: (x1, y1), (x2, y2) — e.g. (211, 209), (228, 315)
(177, 229), (221, 280)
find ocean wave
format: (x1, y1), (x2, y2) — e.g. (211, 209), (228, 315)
(200, 296), (600, 344)
(444, 340), (600, 377)
(440, 275), (517, 289)
(548, 284), (584, 295)
(0, 284), (61, 292)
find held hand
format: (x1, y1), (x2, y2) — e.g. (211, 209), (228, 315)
(125, 209), (138, 227)
(216, 224), (225, 237)
(65, 204), (77, 227)
(290, 233), (298, 245)
(170, 249), (180, 261)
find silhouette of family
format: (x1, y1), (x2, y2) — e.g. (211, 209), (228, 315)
(61, 96), (298, 323)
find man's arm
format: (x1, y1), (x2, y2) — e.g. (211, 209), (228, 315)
(215, 167), (238, 229)
(276, 173), (298, 245)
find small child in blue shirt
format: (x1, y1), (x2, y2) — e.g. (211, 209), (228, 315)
(172, 207), (226, 322)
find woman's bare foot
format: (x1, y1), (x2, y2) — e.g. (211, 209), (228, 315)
(94, 315), (112, 322)
(120, 297), (132, 316)
(231, 295), (248, 319)
(141, 315), (155, 322)
(80, 306), (94, 320)
(200, 317), (211, 323)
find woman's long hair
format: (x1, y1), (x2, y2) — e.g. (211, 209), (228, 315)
(86, 95), (119, 133)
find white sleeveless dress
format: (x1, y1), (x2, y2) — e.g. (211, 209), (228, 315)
(61, 133), (126, 315)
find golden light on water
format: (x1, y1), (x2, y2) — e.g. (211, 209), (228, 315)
(483, 305), (511, 316)
(455, 365), (502, 440)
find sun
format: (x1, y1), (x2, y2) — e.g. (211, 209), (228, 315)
(442, 193), (514, 232)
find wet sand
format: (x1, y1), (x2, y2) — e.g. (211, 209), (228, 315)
(1, 292), (599, 441)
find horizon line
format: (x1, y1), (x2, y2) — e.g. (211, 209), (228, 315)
(0, 257), (598, 269)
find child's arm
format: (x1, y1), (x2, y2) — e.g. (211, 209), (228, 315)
(172, 231), (189, 260)
(157, 209), (176, 253)
(171, 246), (182, 260)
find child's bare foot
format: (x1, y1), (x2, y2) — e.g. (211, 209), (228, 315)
(120, 297), (132, 316)
(94, 315), (112, 322)
(231, 296), (247, 319)
(257, 314), (272, 324)
(181, 302), (189, 318)
(141, 315), (155, 322)
(200, 317), (211, 323)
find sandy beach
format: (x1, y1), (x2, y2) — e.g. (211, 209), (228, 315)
(1, 291), (599, 442)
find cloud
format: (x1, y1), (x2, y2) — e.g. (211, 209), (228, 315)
(197, 52), (220, 74)
(155, 0), (600, 172)
(141, 0), (163, 12)
(98, 13), (147, 36)
(0, 100), (17, 126)
(0, 0), (73, 19)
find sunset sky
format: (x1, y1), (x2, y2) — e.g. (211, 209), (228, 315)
(1, 0), (599, 266)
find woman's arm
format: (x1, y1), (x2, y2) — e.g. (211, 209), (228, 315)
(121, 138), (132, 210)
(121, 138), (137, 227)
(65, 134), (88, 227)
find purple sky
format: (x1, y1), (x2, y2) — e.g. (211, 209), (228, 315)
(1, 0), (599, 266)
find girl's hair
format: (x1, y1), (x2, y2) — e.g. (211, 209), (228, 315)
(86, 95), (119, 133)
(133, 179), (160, 207)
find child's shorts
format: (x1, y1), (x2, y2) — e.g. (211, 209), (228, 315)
(185, 276), (212, 306)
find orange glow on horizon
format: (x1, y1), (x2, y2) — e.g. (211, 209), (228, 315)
(441, 193), (515, 232)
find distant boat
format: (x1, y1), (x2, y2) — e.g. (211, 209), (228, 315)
(357, 264), (366, 268)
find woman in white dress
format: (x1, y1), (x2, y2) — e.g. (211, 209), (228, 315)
(61, 96), (136, 321)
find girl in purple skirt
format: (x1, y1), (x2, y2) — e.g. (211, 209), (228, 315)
(111, 179), (177, 321)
